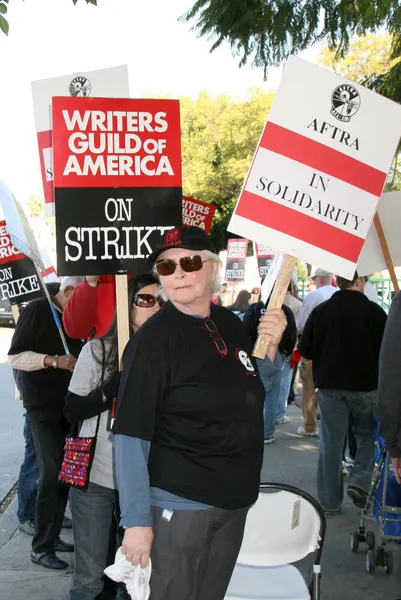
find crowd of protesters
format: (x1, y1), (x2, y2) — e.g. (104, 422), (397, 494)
(6, 224), (401, 600)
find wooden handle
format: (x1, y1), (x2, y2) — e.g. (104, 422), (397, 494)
(252, 255), (298, 359)
(116, 274), (130, 368)
(11, 304), (19, 324)
(374, 213), (399, 293)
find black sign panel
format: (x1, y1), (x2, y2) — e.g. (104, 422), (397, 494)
(0, 257), (44, 305)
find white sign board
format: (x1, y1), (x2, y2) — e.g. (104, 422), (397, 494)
(31, 65), (130, 216)
(228, 56), (401, 278)
(357, 191), (401, 276)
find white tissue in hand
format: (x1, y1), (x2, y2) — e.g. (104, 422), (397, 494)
(104, 547), (151, 600)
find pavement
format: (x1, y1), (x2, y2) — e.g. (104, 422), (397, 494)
(0, 403), (400, 599)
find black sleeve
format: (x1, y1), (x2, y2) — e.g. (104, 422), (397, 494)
(112, 328), (168, 440)
(64, 389), (113, 424)
(8, 302), (40, 355)
(298, 311), (315, 359)
(280, 305), (297, 358)
(366, 303), (387, 362)
(378, 293), (401, 457)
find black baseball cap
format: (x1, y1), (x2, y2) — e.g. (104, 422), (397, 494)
(147, 226), (216, 266)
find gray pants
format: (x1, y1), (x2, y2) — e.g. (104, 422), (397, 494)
(317, 389), (377, 511)
(150, 505), (249, 600)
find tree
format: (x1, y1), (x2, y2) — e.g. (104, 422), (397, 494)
(26, 193), (44, 218)
(183, 1), (401, 100)
(319, 33), (401, 191)
(0, 0), (97, 35)
(180, 88), (275, 250)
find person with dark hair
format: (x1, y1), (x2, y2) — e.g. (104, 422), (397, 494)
(243, 290), (297, 443)
(113, 226), (287, 600)
(8, 277), (83, 570)
(228, 289), (251, 321)
(298, 272), (387, 513)
(64, 274), (161, 600)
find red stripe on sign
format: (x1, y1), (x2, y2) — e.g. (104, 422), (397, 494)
(236, 190), (364, 262)
(260, 122), (387, 197)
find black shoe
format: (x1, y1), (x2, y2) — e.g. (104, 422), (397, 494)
(54, 538), (74, 552)
(347, 485), (368, 509)
(31, 551), (68, 570)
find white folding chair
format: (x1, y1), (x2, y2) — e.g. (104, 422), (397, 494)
(225, 482), (326, 600)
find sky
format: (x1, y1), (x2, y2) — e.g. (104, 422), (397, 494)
(0, 0), (320, 203)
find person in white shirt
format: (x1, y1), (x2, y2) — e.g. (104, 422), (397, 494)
(363, 276), (379, 304)
(296, 269), (337, 436)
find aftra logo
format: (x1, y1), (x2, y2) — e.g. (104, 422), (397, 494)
(69, 76), (92, 97)
(330, 85), (361, 123)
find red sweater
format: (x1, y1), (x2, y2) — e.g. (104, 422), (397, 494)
(62, 276), (116, 339)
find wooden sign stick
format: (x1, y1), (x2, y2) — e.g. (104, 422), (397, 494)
(374, 213), (399, 293)
(11, 305), (19, 324)
(116, 274), (130, 368)
(253, 254), (298, 360)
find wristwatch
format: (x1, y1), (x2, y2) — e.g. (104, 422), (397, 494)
(52, 355), (59, 369)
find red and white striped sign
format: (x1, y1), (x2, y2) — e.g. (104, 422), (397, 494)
(31, 66), (129, 216)
(228, 56), (401, 278)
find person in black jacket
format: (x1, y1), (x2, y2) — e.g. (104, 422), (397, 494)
(378, 292), (401, 484)
(8, 277), (83, 570)
(299, 273), (386, 514)
(244, 297), (297, 444)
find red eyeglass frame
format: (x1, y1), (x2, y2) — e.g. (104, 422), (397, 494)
(203, 317), (228, 359)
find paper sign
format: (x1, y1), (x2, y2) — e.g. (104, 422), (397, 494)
(254, 243), (277, 278)
(0, 221), (43, 305)
(225, 238), (248, 284)
(52, 96), (182, 276)
(228, 56), (401, 279)
(31, 65), (129, 216)
(358, 191), (401, 276)
(182, 196), (216, 233)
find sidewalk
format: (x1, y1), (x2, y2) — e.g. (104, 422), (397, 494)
(0, 404), (400, 600)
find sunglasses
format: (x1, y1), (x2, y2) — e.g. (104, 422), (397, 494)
(203, 317), (228, 359)
(156, 255), (212, 276)
(133, 294), (163, 308)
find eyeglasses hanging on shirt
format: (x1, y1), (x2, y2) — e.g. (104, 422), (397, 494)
(202, 317), (228, 359)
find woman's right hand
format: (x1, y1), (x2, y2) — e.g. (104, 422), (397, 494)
(122, 526), (153, 567)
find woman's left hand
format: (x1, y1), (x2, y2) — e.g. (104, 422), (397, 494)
(257, 308), (287, 347)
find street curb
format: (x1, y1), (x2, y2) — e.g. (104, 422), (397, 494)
(0, 494), (18, 550)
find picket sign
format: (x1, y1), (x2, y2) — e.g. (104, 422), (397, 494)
(116, 275), (130, 367)
(227, 56), (401, 359)
(373, 214), (399, 293)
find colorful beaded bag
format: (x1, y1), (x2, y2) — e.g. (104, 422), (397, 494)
(59, 339), (105, 491)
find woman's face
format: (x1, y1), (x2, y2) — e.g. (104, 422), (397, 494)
(156, 248), (218, 309)
(131, 283), (161, 331)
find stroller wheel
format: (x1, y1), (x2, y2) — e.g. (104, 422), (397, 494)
(384, 551), (393, 575)
(366, 550), (376, 574)
(365, 531), (376, 551)
(350, 531), (359, 553)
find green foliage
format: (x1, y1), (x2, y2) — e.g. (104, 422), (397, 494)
(26, 193), (44, 218)
(183, 1), (401, 97)
(1, 0), (96, 35)
(180, 88), (275, 250)
(319, 33), (401, 190)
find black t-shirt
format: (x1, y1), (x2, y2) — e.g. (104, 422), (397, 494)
(114, 301), (265, 510)
(8, 297), (83, 410)
(298, 290), (387, 391)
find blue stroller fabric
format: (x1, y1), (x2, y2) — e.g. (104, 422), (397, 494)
(373, 430), (401, 541)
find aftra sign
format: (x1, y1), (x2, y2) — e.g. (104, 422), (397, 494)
(228, 56), (401, 278)
(0, 222), (43, 304)
(31, 65), (129, 216)
(52, 97), (182, 276)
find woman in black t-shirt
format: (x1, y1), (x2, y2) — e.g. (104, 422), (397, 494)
(113, 226), (287, 600)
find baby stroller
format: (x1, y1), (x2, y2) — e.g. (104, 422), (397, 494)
(349, 426), (401, 574)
